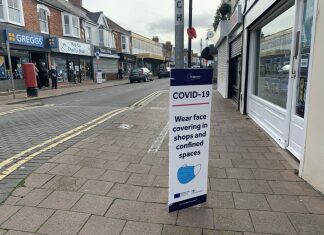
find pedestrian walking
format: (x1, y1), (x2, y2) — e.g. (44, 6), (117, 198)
(118, 68), (123, 80)
(49, 65), (58, 89)
(39, 62), (49, 88)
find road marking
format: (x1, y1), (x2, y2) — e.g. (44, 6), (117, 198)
(0, 107), (130, 170)
(0, 90), (167, 181)
(0, 107), (36, 116)
(0, 104), (54, 117)
(0, 108), (130, 181)
(148, 122), (169, 154)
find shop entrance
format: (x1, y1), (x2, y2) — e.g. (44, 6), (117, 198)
(288, 0), (315, 160)
(229, 56), (241, 104)
(67, 57), (80, 83)
(31, 52), (46, 67)
(247, 0), (316, 161)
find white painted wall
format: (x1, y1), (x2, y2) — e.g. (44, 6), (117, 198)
(301, 0), (324, 193)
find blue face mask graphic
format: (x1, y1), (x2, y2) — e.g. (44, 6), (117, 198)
(177, 164), (201, 184)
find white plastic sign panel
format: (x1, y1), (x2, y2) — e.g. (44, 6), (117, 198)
(169, 69), (213, 212)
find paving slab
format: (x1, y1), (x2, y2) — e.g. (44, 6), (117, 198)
(71, 194), (114, 215)
(107, 183), (142, 200)
(250, 210), (297, 234)
(233, 193), (270, 210)
(38, 210), (90, 235)
(162, 225), (202, 235)
(1, 207), (54, 233)
(288, 213), (324, 234)
(16, 188), (52, 207)
(266, 195), (308, 213)
(38, 191), (82, 210)
(121, 221), (162, 235)
(0, 205), (21, 224)
(213, 209), (254, 232)
(177, 207), (214, 229)
(78, 215), (125, 235)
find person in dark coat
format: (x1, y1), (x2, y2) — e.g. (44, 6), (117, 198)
(39, 62), (49, 88)
(49, 65), (58, 89)
(118, 68), (123, 80)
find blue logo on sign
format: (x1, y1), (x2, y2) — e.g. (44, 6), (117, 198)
(5, 29), (44, 48)
(177, 164), (201, 184)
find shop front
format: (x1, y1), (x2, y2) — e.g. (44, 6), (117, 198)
(242, 0), (317, 161)
(49, 38), (93, 84)
(135, 53), (165, 76)
(118, 53), (136, 75)
(0, 28), (49, 92)
(228, 4), (243, 106)
(94, 47), (119, 81)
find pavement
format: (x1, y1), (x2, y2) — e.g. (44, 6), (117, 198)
(0, 89), (324, 235)
(0, 79), (129, 106)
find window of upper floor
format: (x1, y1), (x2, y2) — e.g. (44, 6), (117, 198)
(85, 26), (92, 43)
(62, 13), (80, 38)
(38, 7), (49, 34)
(0, 0), (24, 26)
(99, 29), (115, 48)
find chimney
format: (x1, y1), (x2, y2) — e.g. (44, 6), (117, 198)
(69, 0), (83, 7)
(152, 36), (159, 43)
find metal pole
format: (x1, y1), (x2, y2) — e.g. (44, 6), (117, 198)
(175, 0), (184, 68)
(200, 38), (202, 67)
(188, 0), (192, 68)
(6, 41), (15, 99)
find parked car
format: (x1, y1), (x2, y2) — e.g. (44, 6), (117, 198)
(129, 68), (153, 83)
(158, 67), (171, 79)
(191, 65), (201, 68)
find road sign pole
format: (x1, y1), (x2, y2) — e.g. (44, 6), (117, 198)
(175, 0), (184, 69)
(188, 0), (193, 68)
(6, 41), (15, 99)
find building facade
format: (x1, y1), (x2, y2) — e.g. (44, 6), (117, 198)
(214, 0), (323, 193)
(105, 17), (135, 75)
(131, 32), (164, 75)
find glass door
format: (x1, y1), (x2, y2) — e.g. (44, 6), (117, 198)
(288, 0), (315, 160)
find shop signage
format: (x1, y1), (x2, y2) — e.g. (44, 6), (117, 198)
(58, 38), (91, 56)
(0, 56), (5, 79)
(243, 0), (258, 13)
(48, 37), (58, 48)
(95, 47), (119, 58)
(169, 69), (213, 212)
(230, 4), (242, 31)
(5, 29), (44, 48)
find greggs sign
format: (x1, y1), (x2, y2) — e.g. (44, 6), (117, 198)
(5, 29), (44, 48)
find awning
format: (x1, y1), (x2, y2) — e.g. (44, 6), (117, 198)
(201, 46), (218, 60)
(136, 53), (165, 61)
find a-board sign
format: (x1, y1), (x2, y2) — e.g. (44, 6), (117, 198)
(169, 69), (213, 212)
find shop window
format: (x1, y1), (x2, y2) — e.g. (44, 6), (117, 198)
(62, 13), (80, 38)
(254, 6), (295, 109)
(39, 8), (48, 34)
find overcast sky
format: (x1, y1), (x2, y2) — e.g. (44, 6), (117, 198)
(83, 0), (221, 54)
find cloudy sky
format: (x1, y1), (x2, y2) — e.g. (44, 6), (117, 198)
(83, 0), (221, 54)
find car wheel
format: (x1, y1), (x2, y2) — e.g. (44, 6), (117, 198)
(130, 80), (133, 84)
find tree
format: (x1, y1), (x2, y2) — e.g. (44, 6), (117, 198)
(213, 2), (232, 31)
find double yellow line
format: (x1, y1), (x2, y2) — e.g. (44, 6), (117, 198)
(0, 90), (167, 181)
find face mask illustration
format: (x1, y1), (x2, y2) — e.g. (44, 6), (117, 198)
(177, 164), (201, 184)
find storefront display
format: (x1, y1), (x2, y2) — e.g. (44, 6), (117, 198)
(50, 38), (93, 83)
